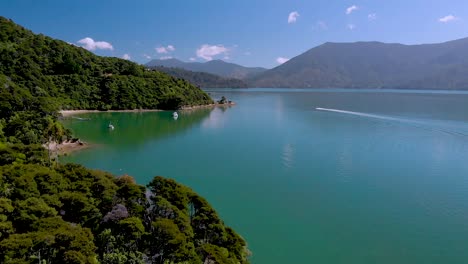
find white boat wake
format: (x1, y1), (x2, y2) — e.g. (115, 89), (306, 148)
(316, 108), (407, 122)
(315, 107), (468, 138)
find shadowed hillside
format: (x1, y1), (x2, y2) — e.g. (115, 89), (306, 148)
(249, 38), (468, 89)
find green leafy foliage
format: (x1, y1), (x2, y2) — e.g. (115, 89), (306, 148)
(0, 16), (212, 110)
(0, 147), (250, 263)
(0, 16), (248, 264)
(0, 16), (213, 144)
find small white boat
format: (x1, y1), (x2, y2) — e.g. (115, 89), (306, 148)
(108, 122), (114, 130)
(172, 112), (178, 118)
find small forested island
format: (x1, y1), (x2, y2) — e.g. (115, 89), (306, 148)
(0, 17), (249, 263)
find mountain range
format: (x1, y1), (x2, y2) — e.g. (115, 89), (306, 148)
(149, 38), (468, 90)
(249, 38), (468, 89)
(149, 66), (247, 88)
(146, 58), (267, 79)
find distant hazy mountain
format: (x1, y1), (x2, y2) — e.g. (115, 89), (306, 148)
(146, 58), (267, 79)
(249, 38), (468, 90)
(150, 66), (247, 88)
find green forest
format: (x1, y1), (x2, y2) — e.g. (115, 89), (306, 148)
(0, 16), (212, 111)
(0, 147), (249, 263)
(0, 17), (249, 263)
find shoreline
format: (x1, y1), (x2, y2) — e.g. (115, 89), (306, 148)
(180, 102), (236, 110)
(60, 102), (236, 116)
(45, 140), (91, 156)
(60, 109), (163, 117)
(57, 102), (235, 155)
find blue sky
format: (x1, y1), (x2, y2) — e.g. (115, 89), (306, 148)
(1, 0), (468, 68)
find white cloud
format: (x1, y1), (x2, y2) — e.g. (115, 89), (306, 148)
(347, 24), (356, 30)
(77, 37), (113, 51)
(439, 15), (459, 23)
(189, 57), (196, 61)
(368, 13), (377, 20)
(143, 54), (151, 59)
(160, 56), (173, 60)
(122, 54), (131, 60)
(156, 47), (167, 53)
(276, 57), (289, 64)
(288, 11), (300, 24)
(156, 45), (176, 54)
(223, 56), (230, 60)
(315, 21), (328, 30)
(346, 5), (358, 15)
(196, 44), (229, 61)
(244, 51), (252, 56)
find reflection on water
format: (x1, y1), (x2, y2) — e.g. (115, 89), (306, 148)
(64, 89), (468, 264)
(282, 143), (295, 169)
(337, 146), (353, 183)
(62, 109), (213, 147)
(202, 108), (226, 129)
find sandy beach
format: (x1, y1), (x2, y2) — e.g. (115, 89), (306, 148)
(60, 103), (236, 116)
(60, 109), (163, 117)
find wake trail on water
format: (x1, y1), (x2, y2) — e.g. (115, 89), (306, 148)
(315, 107), (468, 138)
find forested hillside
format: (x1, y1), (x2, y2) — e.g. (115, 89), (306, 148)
(0, 16), (212, 111)
(0, 16), (212, 144)
(0, 17), (249, 263)
(150, 66), (247, 88)
(0, 145), (250, 263)
(249, 39), (468, 89)
(146, 58), (267, 79)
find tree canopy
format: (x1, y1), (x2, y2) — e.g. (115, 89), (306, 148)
(0, 146), (250, 263)
(0, 16), (213, 145)
(0, 16), (249, 263)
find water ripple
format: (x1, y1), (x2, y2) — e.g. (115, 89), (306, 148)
(282, 143), (295, 169)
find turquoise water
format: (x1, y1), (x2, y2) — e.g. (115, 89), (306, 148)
(62, 89), (468, 264)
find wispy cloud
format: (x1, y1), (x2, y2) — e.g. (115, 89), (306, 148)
(77, 37), (113, 51)
(196, 44), (229, 61)
(288, 11), (300, 24)
(315, 21), (328, 30)
(156, 45), (176, 54)
(143, 54), (151, 59)
(368, 13), (377, 21)
(160, 56), (173, 60)
(439, 15), (459, 23)
(189, 57), (196, 61)
(122, 54), (131, 60)
(346, 5), (358, 15)
(347, 24), (356, 30)
(276, 57), (289, 64)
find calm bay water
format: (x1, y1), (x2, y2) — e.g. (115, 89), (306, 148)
(62, 89), (468, 264)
